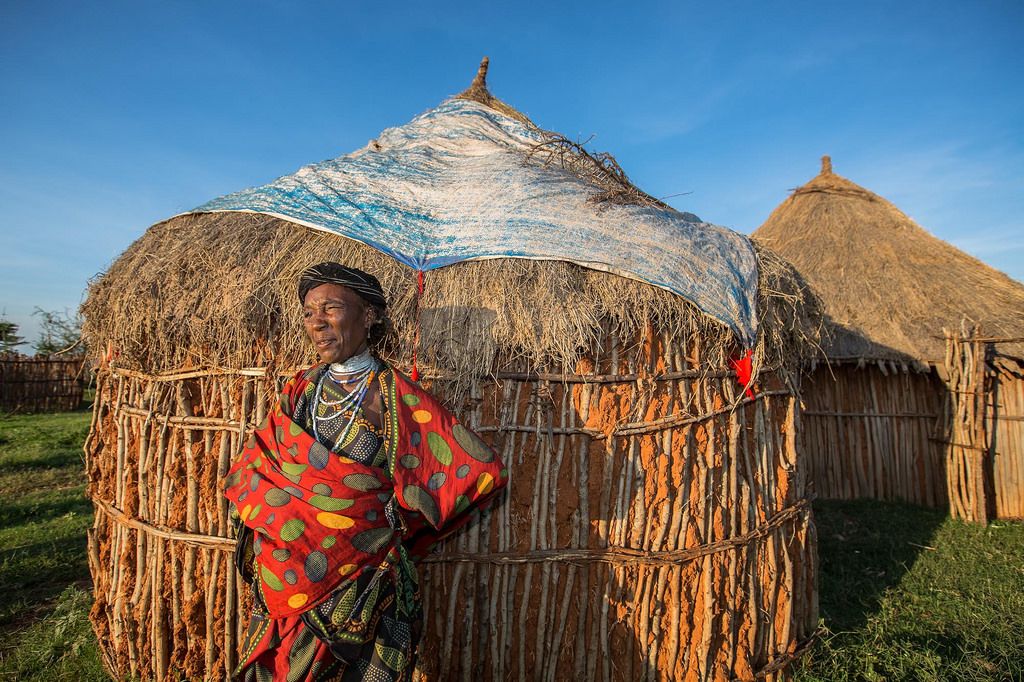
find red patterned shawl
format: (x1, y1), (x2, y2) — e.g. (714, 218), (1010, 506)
(223, 366), (507, 618)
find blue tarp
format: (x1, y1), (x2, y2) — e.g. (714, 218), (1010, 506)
(192, 98), (759, 345)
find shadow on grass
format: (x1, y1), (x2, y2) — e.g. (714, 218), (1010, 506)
(0, 450), (86, 475)
(0, 541), (91, 629)
(56, 429), (89, 448)
(0, 586), (108, 682)
(0, 494), (92, 529)
(0, 554), (91, 625)
(0, 535), (90, 582)
(812, 498), (945, 634)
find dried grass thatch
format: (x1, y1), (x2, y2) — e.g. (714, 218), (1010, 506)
(81, 212), (819, 396)
(85, 59), (821, 386)
(753, 156), (1024, 366)
(83, 59), (820, 384)
(454, 56), (535, 126)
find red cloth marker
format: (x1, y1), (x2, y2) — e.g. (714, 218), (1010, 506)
(731, 349), (755, 400)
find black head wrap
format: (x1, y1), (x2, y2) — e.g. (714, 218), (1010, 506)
(298, 262), (387, 309)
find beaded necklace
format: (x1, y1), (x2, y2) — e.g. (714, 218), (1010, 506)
(312, 349), (380, 451)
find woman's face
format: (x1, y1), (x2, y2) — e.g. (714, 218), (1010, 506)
(302, 283), (374, 364)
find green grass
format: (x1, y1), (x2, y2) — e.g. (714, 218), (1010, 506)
(0, 587), (106, 681)
(795, 499), (1024, 681)
(0, 411), (93, 626)
(0, 410), (107, 681)
(0, 410), (1022, 681)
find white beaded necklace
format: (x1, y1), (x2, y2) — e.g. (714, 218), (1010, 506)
(312, 349), (379, 450)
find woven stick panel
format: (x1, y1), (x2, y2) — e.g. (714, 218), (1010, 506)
(800, 365), (946, 508)
(944, 333), (992, 522)
(992, 369), (1024, 520)
(86, 366), (264, 680)
(943, 334), (1024, 522)
(0, 357), (84, 413)
(86, 330), (816, 681)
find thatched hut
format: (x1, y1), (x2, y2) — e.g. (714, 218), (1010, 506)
(82, 61), (820, 680)
(753, 156), (1024, 522)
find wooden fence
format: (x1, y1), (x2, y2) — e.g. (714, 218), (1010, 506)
(0, 356), (86, 413)
(992, 356), (1024, 519)
(801, 363), (946, 507)
(944, 333), (1024, 522)
(803, 334), (1024, 523)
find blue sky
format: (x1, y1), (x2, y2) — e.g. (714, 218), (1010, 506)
(1, 1), (1022, 349)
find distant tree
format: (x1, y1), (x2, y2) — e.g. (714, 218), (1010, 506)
(33, 308), (84, 356)
(0, 317), (26, 355)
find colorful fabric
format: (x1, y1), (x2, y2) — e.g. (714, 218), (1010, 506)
(224, 364), (507, 619)
(234, 365), (424, 681)
(236, 548), (422, 682)
(289, 365), (420, 665)
(239, 613), (350, 682)
(730, 349), (756, 400)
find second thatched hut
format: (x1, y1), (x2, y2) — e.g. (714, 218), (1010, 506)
(753, 156), (1024, 522)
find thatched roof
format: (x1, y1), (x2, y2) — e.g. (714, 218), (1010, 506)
(753, 157), (1024, 366)
(82, 60), (820, 385)
(188, 61), (760, 347)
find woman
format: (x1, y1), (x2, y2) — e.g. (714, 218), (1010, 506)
(224, 262), (507, 681)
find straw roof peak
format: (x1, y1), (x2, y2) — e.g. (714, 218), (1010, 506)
(461, 56), (491, 97)
(790, 157), (878, 202)
(753, 158), (1024, 365)
(453, 56), (535, 126)
(449, 57), (673, 212)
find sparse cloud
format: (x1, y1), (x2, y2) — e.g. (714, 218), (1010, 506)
(949, 229), (1024, 257)
(838, 138), (1024, 279)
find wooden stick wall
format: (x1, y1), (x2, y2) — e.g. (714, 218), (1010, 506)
(943, 333), (1024, 522)
(943, 332), (993, 523)
(85, 330), (816, 681)
(802, 340), (1023, 524)
(992, 358), (1024, 519)
(0, 357), (84, 413)
(800, 365), (946, 507)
